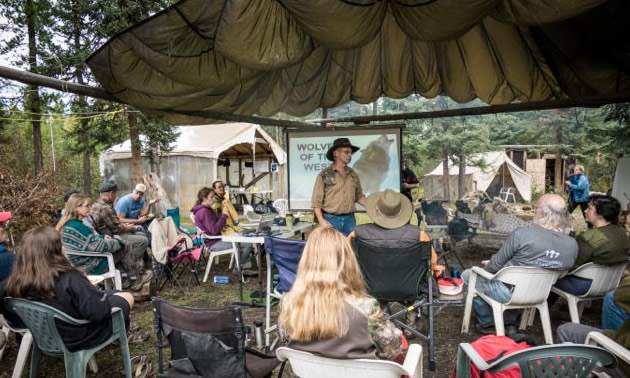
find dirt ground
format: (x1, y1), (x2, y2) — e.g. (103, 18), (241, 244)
(0, 214), (598, 377)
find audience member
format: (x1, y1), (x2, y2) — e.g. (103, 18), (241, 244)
(551, 195), (630, 302)
(56, 194), (146, 291)
(0, 212), (13, 282)
(191, 187), (253, 270)
(90, 182), (151, 285)
(557, 275), (630, 378)
(347, 189), (438, 273)
(462, 194), (578, 334)
(279, 227), (403, 360)
(211, 180), (241, 234)
(115, 183), (160, 238)
(0, 227), (134, 352)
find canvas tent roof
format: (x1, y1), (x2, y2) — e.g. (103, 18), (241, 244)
(86, 0), (630, 125)
(424, 151), (533, 202)
(101, 123), (286, 164)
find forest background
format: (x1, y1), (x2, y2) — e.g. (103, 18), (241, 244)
(0, 0), (629, 239)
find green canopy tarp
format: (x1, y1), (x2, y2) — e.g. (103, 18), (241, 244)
(87, 0), (630, 124)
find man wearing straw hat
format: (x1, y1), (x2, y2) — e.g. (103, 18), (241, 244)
(347, 189), (437, 270)
(311, 138), (367, 236)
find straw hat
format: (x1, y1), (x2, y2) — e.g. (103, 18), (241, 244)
(366, 189), (413, 229)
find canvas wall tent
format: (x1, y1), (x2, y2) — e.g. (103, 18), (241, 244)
(423, 151), (533, 202)
(100, 123), (286, 213)
(86, 0), (630, 125)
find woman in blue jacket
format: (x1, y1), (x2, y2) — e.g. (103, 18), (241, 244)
(566, 164), (591, 227)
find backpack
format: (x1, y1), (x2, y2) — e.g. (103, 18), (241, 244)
(451, 335), (532, 378)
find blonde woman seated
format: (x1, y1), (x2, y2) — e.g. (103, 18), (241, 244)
(56, 194), (146, 290)
(278, 227), (403, 360)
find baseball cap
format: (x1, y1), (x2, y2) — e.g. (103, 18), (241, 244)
(134, 183), (146, 193)
(0, 212), (12, 223)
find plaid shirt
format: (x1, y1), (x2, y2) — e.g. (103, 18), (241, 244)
(90, 198), (135, 235)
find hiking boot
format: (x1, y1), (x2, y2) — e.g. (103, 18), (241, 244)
(131, 270), (153, 291)
(474, 323), (496, 335)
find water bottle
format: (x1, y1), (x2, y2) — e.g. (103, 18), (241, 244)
(254, 321), (264, 348)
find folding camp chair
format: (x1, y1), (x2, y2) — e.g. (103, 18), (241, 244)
(263, 236), (306, 350)
(155, 237), (203, 291)
(351, 239), (436, 371)
(152, 297), (280, 378)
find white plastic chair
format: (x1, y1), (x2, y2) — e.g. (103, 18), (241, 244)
(0, 314), (33, 378)
(499, 187), (516, 203)
(551, 262), (627, 323)
(189, 213), (240, 283)
(586, 331), (630, 377)
(461, 266), (563, 344)
(64, 250), (122, 290)
(276, 344), (423, 378)
(272, 199), (288, 217)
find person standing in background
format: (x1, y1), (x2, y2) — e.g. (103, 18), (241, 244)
(566, 164), (591, 228)
(311, 138), (367, 236)
(401, 159), (419, 203)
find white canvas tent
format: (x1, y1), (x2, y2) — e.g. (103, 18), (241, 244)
(423, 151), (533, 202)
(100, 123), (286, 213)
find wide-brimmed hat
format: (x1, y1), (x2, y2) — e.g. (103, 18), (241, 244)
(326, 138), (360, 161)
(366, 189), (413, 229)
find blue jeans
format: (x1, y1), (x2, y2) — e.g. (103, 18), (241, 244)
(323, 213), (356, 236)
(548, 275), (592, 305)
(602, 290), (629, 330)
(462, 269), (518, 328)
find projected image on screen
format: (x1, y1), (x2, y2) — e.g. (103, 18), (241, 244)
(288, 128), (402, 210)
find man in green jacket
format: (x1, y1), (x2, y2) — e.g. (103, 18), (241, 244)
(551, 195), (630, 300)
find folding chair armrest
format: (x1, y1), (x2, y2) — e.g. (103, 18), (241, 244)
(455, 343), (490, 378)
(66, 251), (115, 265)
(586, 332), (630, 365)
(402, 343), (423, 378)
(470, 266), (495, 280)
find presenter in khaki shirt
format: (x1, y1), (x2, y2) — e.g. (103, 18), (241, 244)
(311, 138), (367, 236)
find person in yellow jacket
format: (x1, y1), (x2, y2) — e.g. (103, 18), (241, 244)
(211, 180), (241, 234)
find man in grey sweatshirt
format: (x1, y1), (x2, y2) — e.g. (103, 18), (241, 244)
(462, 194), (578, 333)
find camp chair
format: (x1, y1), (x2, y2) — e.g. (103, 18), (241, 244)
(351, 238), (436, 371)
(455, 342), (616, 378)
(155, 236), (203, 291)
(1, 314), (32, 378)
(276, 344), (424, 378)
(551, 262), (627, 324)
(461, 266), (563, 344)
(586, 331), (630, 378)
(151, 297), (280, 378)
(5, 297), (132, 378)
(263, 236), (306, 350)
(64, 250), (122, 291)
(499, 187), (516, 203)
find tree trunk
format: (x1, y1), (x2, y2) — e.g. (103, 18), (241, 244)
(26, 0), (43, 174)
(442, 149), (450, 201)
(150, 142), (160, 175)
(128, 112), (143, 183)
(82, 133), (91, 194)
(554, 152), (563, 194)
(458, 155), (466, 199)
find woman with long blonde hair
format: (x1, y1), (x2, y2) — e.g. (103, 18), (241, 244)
(56, 194), (126, 276)
(279, 227), (402, 360)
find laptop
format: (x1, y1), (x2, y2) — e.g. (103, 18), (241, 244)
(241, 214), (276, 235)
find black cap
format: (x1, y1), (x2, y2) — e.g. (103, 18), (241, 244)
(99, 182), (118, 193)
(63, 189), (79, 203)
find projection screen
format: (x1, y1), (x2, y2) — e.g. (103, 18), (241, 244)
(287, 127), (402, 211)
